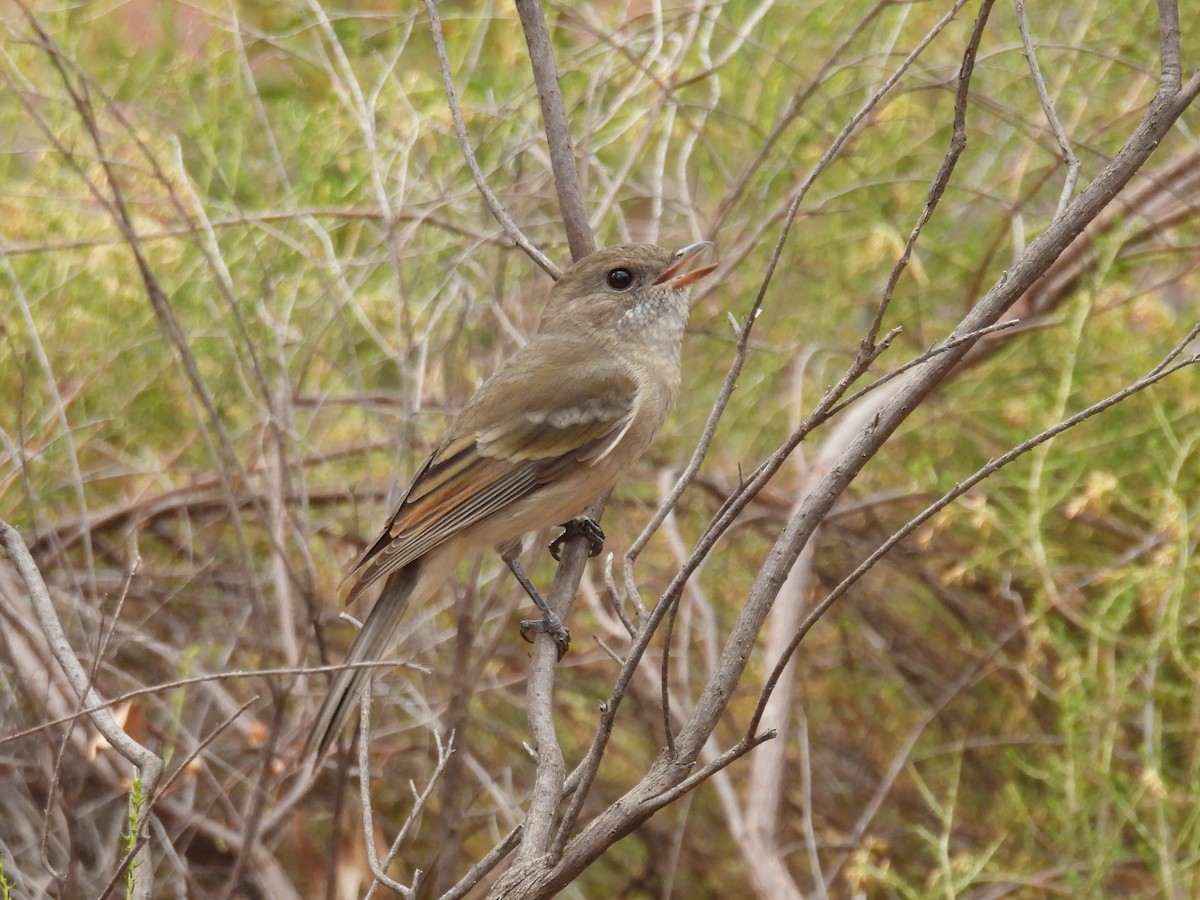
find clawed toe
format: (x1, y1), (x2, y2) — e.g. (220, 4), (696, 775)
(519, 616), (571, 660)
(548, 516), (606, 561)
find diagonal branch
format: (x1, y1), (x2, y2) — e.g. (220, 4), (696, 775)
(423, 0), (560, 278)
(1, 522), (164, 900)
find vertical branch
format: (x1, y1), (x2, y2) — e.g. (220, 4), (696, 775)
(1157, 0), (1182, 92)
(514, 0), (596, 260)
(503, 0), (601, 874)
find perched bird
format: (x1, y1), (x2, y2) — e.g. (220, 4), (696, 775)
(307, 241), (716, 759)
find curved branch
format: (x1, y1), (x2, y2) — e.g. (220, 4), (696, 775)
(1, 522), (164, 899)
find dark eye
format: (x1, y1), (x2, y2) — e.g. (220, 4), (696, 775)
(606, 268), (633, 290)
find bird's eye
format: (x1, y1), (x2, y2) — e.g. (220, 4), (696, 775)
(606, 268), (633, 291)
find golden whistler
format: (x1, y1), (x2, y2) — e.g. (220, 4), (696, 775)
(308, 241), (716, 758)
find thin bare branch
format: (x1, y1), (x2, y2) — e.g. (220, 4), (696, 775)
(626, 271), (759, 564)
(514, 0), (596, 260)
(1, 521), (163, 899)
(751, 327), (1200, 737)
(363, 731), (455, 898)
(1013, 0), (1080, 219)
(422, 0), (560, 278)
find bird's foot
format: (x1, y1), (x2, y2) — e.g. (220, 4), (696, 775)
(505, 555), (571, 660)
(548, 516), (606, 561)
(519, 614), (571, 660)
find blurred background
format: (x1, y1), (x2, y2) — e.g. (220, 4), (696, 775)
(2, 1), (1199, 896)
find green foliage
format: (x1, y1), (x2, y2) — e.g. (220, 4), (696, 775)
(123, 778), (144, 898)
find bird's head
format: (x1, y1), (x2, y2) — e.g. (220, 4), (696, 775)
(537, 241), (716, 347)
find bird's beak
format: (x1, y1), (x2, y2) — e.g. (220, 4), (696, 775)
(654, 240), (717, 288)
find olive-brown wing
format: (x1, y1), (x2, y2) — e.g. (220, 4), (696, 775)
(341, 342), (638, 604)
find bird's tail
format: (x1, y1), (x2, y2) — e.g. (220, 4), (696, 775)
(305, 563), (419, 761)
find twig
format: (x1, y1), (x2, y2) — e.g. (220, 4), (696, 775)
(1156, 0), (1183, 95)
(822, 319), (1021, 421)
(749, 329), (1200, 737)
(0, 207), (489, 257)
(601, 553), (635, 638)
(514, 0), (596, 260)
(639, 730), (776, 814)
(1013, 0), (1080, 219)
(626, 280), (762, 564)
(658, 585), (682, 755)
(356, 684), (412, 896)
(0, 522), (164, 900)
(0, 661), (416, 746)
(422, 0), (560, 278)
(439, 826), (523, 900)
(363, 730), (455, 898)
(863, 0), (995, 349)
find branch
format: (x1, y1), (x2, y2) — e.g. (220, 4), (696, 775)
(514, 0), (596, 260)
(0, 522), (164, 899)
(488, 0), (605, 880)
(488, 6), (1199, 894)
(752, 325), (1200, 737)
(675, 7), (1200, 767)
(423, 0), (560, 278)
(362, 729), (455, 898)
(1013, 0), (1080, 219)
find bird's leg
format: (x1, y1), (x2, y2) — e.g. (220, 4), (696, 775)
(501, 548), (570, 660)
(548, 516), (606, 562)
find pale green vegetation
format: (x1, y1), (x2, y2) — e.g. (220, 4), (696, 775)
(1, 1), (1198, 896)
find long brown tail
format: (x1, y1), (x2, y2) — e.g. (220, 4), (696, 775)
(305, 563), (419, 760)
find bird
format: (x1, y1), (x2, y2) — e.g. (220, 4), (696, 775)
(306, 240), (716, 760)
